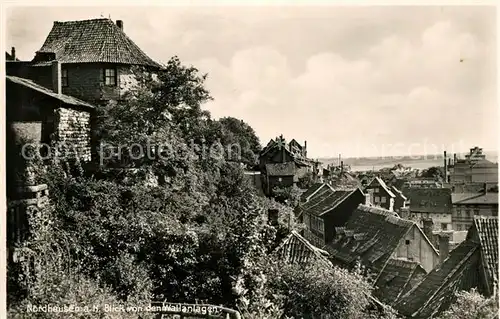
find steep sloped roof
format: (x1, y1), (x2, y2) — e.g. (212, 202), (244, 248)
(297, 187), (361, 217)
(300, 182), (334, 202)
(374, 258), (427, 305)
(408, 188), (452, 213)
(471, 217), (498, 291)
(7, 75), (94, 109)
(391, 186), (407, 201)
(35, 18), (161, 68)
(370, 177), (396, 198)
(451, 193), (498, 205)
(273, 231), (332, 267)
(326, 205), (414, 270)
(394, 241), (481, 318)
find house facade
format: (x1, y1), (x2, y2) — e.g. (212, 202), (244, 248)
(7, 18), (162, 106)
(451, 192), (499, 231)
(364, 177), (395, 211)
(296, 185), (367, 248)
(407, 188), (453, 231)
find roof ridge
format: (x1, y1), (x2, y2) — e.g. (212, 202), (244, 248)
(54, 18), (112, 23)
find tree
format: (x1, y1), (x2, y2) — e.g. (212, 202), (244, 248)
(436, 289), (498, 319)
(421, 166), (444, 179)
(217, 117), (262, 165)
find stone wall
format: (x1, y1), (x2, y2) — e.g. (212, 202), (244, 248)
(62, 64), (141, 103)
(54, 107), (92, 161)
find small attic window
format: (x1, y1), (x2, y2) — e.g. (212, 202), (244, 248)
(405, 239), (410, 245)
(102, 68), (117, 86)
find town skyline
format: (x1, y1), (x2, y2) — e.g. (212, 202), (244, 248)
(6, 5), (497, 158)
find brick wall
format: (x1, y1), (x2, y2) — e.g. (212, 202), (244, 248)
(54, 107), (92, 161)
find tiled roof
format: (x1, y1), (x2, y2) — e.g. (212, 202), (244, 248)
(408, 188), (452, 213)
(297, 187), (360, 217)
(472, 216), (498, 291)
(273, 231), (332, 267)
(374, 258), (427, 305)
(391, 186), (407, 201)
(265, 162), (296, 176)
(7, 75), (94, 109)
(471, 159), (498, 168)
(451, 192), (498, 205)
(35, 18), (161, 68)
(394, 240), (481, 318)
(300, 182), (334, 202)
(326, 205), (414, 271)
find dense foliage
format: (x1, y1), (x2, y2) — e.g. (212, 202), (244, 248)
(8, 56), (395, 318)
(436, 289), (498, 319)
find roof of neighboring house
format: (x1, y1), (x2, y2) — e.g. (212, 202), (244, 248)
(265, 162), (296, 176)
(325, 205), (427, 274)
(470, 217), (498, 290)
(471, 159), (498, 168)
(451, 192), (498, 205)
(394, 240), (481, 318)
(6, 75), (94, 109)
(300, 182), (335, 202)
(369, 177), (396, 198)
(36, 18), (162, 68)
(273, 231), (332, 267)
(391, 186), (407, 201)
(374, 258), (427, 306)
(296, 187), (362, 217)
(408, 188), (452, 213)
(6, 52), (20, 61)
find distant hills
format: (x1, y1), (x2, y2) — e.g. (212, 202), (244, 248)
(318, 151), (499, 172)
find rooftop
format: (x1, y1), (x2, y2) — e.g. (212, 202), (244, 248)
(273, 231), (332, 267)
(296, 187), (360, 217)
(408, 188), (452, 213)
(7, 75), (94, 109)
(451, 192), (498, 205)
(35, 18), (162, 68)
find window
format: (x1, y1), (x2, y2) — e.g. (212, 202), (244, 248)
(405, 240), (410, 245)
(375, 196), (380, 203)
(102, 68), (117, 86)
(278, 177), (282, 182)
(311, 216), (325, 234)
(474, 209), (480, 216)
(374, 188), (380, 193)
(61, 69), (68, 87)
(381, 196), (387, 203)
(441, 223), (448, 230)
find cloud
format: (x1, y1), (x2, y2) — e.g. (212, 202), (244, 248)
(6, 6), (497, 157)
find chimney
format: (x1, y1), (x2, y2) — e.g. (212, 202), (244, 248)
(443, 151), (448, 183)
(364, 193), (371, 206)
(422, 218), (434, 243)
(11, 47), (15, 60)
(268, 209), (279, 227)
(439, 234), (450, 263)
(304, 140), (307, 157)
(340, 161), (344, 176)
(116, 20), (123, 31)
(483, 183), (488, 194)
(453, 153), (457, 164)
(51, 60), (61, 94)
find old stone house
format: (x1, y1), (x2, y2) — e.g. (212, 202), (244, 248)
(7, 18), (162, 106)
(406, 188), (453, 231)
(295, 184), (367, 248)
(259, 135), (319, 195)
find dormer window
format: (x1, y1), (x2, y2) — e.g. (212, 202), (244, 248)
(102, 68), (117, 86)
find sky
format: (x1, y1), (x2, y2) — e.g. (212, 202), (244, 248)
(5, 5), (498, 158)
